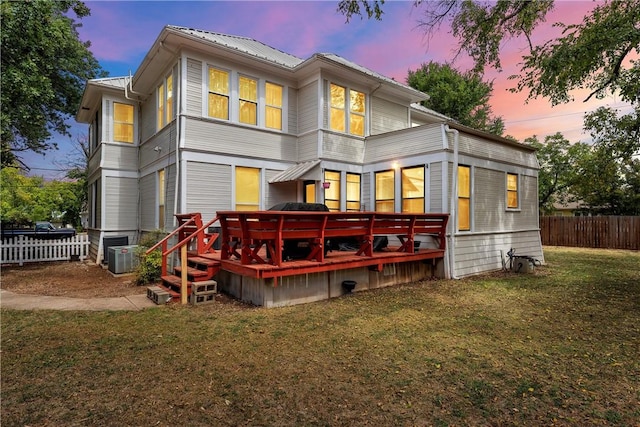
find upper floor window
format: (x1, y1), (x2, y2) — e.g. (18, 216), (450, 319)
(265, 82), (283, 130)
(239, 76), (258, 125)
(330, 83), (365, 137)
(113, 102), (134, 143)
(375, 170), (395, 212)
(208, 67), (230, 120)
(157, 73), (174, 130)
(207, 66), (285, 131)
(458, 165), (471, 231)
(401, 166), (424, 213)
(507, 173), (519, 209)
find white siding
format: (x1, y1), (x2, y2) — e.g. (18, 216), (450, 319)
(364, 125), (443, 164)
(323, 133), (365, 163)
(101, 144), (138, 170)
(265, 169), (296, 208)
(140, 99), (156, 143)
(185, 161), (232, 220)
(429, 162), (443, 213)
(186, 58), (202, 116)
(165, 164), (177, 228)
(458, 133), (538, 169)
(88, 149), (101, 177)
(105, 176), (138, 230)
(140, 174), (155, 230)
(473, 167), (539, 233)
(104, 101), (111, 142)
(139, 126), (174, 169)
(452, 231), (544, 278)
(474, 167), (504, 232)
(298, 81), (318, 134)
(95, 178), (102, 228)
(370, 96), (409, 135)
(288, 88), (298, 135)
(520, 175), (539, 229)
(298, 133), (318, 162)
(362, 172), (371, 211)
(183, 119), (297, 161)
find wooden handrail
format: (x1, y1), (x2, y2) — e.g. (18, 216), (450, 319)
(145, 216), (198, 255)
(165, 216), (220, 255)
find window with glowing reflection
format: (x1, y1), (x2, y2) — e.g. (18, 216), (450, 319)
(458, 166), (470, 231)
(401, 166), (424, 213)
(375, 170), (395, 212)
(235, 167), (260, 211)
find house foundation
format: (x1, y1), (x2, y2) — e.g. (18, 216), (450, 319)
(216, 259), (443, 308)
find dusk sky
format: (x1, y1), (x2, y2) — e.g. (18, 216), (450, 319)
(25, 0), (635, 178)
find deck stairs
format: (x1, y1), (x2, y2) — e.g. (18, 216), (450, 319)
(149, 213), (221, 303)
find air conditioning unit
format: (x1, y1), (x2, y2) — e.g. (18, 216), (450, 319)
(103, 235), (129, 264)
(108, 245), (139, 274)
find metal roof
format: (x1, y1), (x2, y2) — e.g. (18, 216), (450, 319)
(89, 76), (129, 89)
(269, 160), (321, 183)
(169, 26), (304, 68)
(316, 53), (425, 98)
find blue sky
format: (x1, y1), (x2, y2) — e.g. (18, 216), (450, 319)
(24, 0), (634, 178)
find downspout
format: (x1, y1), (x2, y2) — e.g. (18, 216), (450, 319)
(173, 58), (182, 228)
(445, 124), (460, 279)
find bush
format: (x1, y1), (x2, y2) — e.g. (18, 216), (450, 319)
(134, 230), (166, 285)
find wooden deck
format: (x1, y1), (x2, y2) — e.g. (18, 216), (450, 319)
(152, 211), (449, 305)
(216, 211), (449, 275)
(196, 245), (445, 281)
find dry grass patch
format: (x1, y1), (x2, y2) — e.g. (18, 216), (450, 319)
(2, 246), (639, 426)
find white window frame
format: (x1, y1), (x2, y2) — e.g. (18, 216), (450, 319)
(157, 72), (174, 131)
(205, 64), (287, 133)
(157, 169), (166, 230)
(328, 82), (367, 137)
(506, 172), (520, 211)
(457, 165), (472, 232)
(112, 102), (135, 144)
(238, 74), (258, 126)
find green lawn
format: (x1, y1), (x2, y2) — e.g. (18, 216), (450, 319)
(2, 246), (639, 426)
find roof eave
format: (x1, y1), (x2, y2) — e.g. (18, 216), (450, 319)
(445, 121), (537, 153)
(295, 54), (428, 103)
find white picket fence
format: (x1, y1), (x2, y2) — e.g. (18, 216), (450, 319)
(1, 234), (90, 266)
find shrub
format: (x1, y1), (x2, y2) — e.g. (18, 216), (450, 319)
(134, 230), (166, 285)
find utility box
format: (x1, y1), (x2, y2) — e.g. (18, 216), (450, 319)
(512, 256), (534, 273)
(108, 245), (139, 274)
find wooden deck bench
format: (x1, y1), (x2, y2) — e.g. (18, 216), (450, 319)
(217, 211), (449, 267)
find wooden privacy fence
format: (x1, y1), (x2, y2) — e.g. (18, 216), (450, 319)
(540, 216), (640, 250)
(1, 234), (90, 266)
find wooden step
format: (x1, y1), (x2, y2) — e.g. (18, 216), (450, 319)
(187, 256), (220, 268)
(161, 275), (192, 296)
(155, 281), (182, 302)
(187, 256), (221, 277)
(194, 253), (219, 261)
(173, 265), (212, 281)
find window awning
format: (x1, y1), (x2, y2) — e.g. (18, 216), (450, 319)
(269, 160), (321, 183)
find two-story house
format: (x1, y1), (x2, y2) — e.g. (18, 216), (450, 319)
(76, 25), (543, 284)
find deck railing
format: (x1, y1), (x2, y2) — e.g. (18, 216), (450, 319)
(146, 214), (220, 304)
(217, 211), (449, 267)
